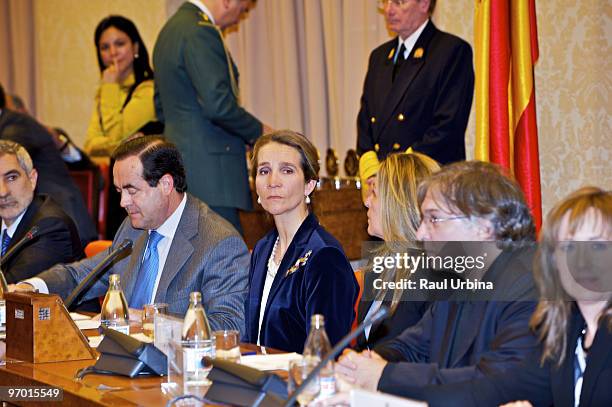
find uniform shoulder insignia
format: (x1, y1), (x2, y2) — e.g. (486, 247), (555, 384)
(197, 11), (214, 27)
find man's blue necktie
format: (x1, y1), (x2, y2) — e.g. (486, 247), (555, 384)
(1, 230), (11, 257)
(129, 231), (164, 309)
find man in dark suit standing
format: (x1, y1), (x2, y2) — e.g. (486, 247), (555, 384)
(12, 136), (250, 332)
(336, 161), (539, 396)
(357, 0), (474, 193)
(0, 140), (82, 283)
(0, 84), (98, 245)
(153, 0), (271, 233)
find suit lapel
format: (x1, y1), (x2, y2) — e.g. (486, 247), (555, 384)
(123, 230), (148, 299)
(579, 320), (612, 406)
(447, 250), (513, 366)
(154, 195), (198, 303)
(448, 302), (487, 367)
(262, 214), (319, 324)
(372, 40), (397, 131)
(248, 233), (277, 340)
(377, 21), (437, 136)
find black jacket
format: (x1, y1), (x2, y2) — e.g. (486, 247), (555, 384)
(357, 20), (474, 164)
(2, 194), (83, 283)
(418, 307), (612, 407)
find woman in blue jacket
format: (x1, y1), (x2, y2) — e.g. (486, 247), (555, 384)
(243, 130), (358, 353)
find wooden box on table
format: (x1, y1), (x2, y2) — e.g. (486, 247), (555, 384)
(5, 292), (96, 363)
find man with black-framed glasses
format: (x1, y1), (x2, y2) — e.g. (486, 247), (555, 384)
(335, 161), (540, 400)
(357, 0), (474, 198)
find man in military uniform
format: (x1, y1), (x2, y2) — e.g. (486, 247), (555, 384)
(153, 0), (271, 233)
(357, 0), (474, 194)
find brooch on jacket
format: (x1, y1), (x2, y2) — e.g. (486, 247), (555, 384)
(286, 250), (313, 277)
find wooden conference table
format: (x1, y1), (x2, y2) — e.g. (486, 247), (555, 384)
(1, 334), (282, 406)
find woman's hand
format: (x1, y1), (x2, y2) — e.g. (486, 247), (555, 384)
(101, 58), (120, 83)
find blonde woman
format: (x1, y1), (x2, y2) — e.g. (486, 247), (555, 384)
(356, 152), (440, 350)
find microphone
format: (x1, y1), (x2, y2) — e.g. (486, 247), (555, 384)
(64, 239), (133, 310)
(284, 306), (390, 407)
(0, 226), (40, 269)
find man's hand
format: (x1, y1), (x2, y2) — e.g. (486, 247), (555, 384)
(8, 283), (36, 293)
(335, 349), (387, 392)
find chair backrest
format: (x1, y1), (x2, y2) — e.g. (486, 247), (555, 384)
(352, 268), (365, 330)
(69, 169), (99, 222)
(84, 240), (112, 258)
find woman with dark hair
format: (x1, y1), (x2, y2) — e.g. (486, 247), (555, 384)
(84, 15), (158, 156)
(242, 130), (358, 353)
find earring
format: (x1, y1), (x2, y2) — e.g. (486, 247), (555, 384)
(305, 195), (311, 204)
(134, 53), (139, 58)
(257, 196), (261, 204)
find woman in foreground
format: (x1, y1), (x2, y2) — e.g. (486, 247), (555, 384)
(243, 130), (358, 353)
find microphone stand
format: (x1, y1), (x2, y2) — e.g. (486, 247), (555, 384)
(64, 239), (133, 310)
(284, 306), (390, 407)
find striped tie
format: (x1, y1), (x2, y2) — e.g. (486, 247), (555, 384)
(1, 230), (11, 257)
(129, 231), (164, 309)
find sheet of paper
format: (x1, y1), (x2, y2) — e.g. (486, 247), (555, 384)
(240, 353), (302, 371)
(130, 332), (154, 343)
(88, 335), (103, 348)
(69, 312), (91, 321)
(74, 319), (101, 330)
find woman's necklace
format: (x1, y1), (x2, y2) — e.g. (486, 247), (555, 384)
(267, 236), (280, 278)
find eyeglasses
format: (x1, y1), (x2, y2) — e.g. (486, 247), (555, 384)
(377, 0), (409, 9)
(422, 214), (468, 226)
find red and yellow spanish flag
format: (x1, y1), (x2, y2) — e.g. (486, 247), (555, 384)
(474, 0), (542, 230)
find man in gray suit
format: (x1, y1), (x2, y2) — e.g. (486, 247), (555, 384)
(13, 136), (250, 332)
(153, 0), (272, 233)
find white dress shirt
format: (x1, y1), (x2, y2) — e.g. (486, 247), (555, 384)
(395, 19), (429, 62)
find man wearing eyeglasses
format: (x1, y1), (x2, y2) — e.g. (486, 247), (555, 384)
(358, 0), (474, 196)
(335, 161), (540, 400)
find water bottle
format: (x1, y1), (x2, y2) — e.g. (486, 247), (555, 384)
(303, 314), (336, 398)
(100, 274), (130, 335)
(182, 291), (215, 386)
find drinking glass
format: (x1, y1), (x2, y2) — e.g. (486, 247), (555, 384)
(142, 303), (168, 339)
(213, 330), (241, 363)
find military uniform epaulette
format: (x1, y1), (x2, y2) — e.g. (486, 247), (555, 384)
(197, 11), (215, 27)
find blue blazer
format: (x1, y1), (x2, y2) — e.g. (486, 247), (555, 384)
(243, 213), (359, 353)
